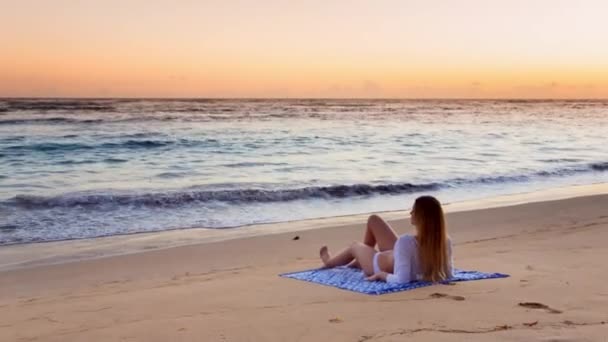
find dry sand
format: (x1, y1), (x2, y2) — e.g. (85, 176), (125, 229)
(1, 192), (608, 341)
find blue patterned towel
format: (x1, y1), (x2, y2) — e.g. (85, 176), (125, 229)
(280, 267), (509, 295)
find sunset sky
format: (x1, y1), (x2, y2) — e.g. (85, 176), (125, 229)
(2, 0), (608, 98)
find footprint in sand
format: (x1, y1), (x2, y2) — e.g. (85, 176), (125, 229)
(518, 302), (562, 314)
(429, 293), (465, 301)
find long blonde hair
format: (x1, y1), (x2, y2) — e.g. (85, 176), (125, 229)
(413, 196), (450, 282)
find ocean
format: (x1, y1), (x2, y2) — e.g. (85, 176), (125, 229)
(0, 98), (607, 245)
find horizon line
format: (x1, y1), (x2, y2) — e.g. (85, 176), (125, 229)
(2, 96), (608, 101)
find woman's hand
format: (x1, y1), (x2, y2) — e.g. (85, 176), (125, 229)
(366, 272), (388, 282)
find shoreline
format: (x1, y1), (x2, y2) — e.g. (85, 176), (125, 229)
(1, 182), (608, 272)
(2, 187), (608, 340)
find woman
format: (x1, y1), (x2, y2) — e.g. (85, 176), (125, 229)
(319, 195), (453, 283)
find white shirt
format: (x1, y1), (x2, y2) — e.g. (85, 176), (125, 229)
(385, 234), (453, 284)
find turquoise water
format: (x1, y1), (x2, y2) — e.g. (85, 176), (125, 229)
(1, 99), (607, 244)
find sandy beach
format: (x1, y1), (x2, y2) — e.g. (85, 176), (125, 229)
(4, 1), (608, 340)
(2, 191), (608, 341)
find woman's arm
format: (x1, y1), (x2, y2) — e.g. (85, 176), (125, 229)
(366, 271), (388, 281)
(366, 235), (414, 283)
(385, 235), (415, 283)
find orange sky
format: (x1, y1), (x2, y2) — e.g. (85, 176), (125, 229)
(2, 0), (608, 98)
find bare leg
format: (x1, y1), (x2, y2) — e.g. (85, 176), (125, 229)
(320, 242), (376, 275)
(363, 214), (399, 251)
(347, 260), (360, 268)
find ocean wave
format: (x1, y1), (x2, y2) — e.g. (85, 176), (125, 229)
(156, 171), (202, 179)
(104, 158), (129, 163)
(0, 114), (261, 125)
(533, 163), (608, 176)
(0, 224), (18, 232)
(5, 142), (95, 152)
(450, 162), (606, 182)
(0, 136), (26, 143)
(222, 162), (288, 168)
(3, 100), (115, 112)
(0, 117), (104, 125)
(7, 161), (607, 209)
(591, 162), (608, 171)
(57, 159), (97, 165)
(2, 138), (219, 153)
(539, 158), (583, 163)
(55, 158), (130, 165)
(10, 182), (440, 209)
(452, 174), (530, 185)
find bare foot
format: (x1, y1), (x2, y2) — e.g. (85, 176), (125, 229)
(319, 246), (331, 266)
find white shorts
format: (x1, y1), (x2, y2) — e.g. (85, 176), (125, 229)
(373, 252), (381, 274)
